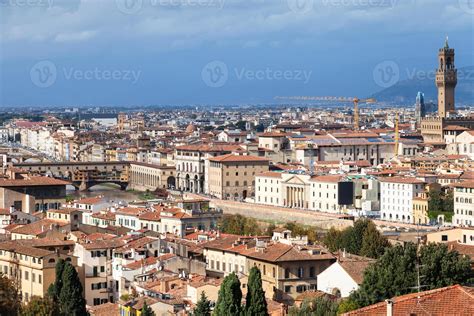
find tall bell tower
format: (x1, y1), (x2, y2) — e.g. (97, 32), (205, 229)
(436, 37), (457, 118)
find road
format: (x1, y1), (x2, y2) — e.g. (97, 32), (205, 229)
(185, 193), (440, 231)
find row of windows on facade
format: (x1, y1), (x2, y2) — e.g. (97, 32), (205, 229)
(383, 183), (421, 190)
(0, 251), (43, 264)
(456, 187), (474, 193)
(455, 209), (474, 216)
(456, 197), (473, 203)
(382, 213), (411, 221)
(382, 199), (411, 205)
(1, 266), (42, 284)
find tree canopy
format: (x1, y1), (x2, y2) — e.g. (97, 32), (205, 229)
(194, 291), (211, 316)
(0, 273), (21, 316)
(324, 219), (390, 258)
(218, 214), (263, 236)
(245, 267), (268, 316)
(213, 273), (242, 316)
(351, 242), (474, 307)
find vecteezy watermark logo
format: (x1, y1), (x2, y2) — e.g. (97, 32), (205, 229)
(201, 61), (228, 88)
(30, 60), (142, 88)
(30, 60), (57, 88)
(458, 0), (474, 14)
(116, 0), (225, 14)
(321, 0), (400, 8)
(115, 0), (143, 14)
(0, 0), (54, 7)
(201, 61), (313, 88)
(373, 60), (400, 88)
(287, 0), (314, 14)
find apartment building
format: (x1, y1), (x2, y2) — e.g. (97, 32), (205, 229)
(175, 143), (243, 193)
(379, 177), (426, 224)
(255, 172), (375, 214)
(74, 238), (124, 306)
(0, 239), (77, 303)
(203, 234), (335, 304)
(207, 154), (269, 200)
(452, 181), (474, 227)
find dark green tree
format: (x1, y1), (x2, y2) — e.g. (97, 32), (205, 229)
(359, 221), (390, 259)
(323, 227), (343, 252)
(21, 296), (57, 316)
(218, 214), (262, 236)
(47, 258), (65, 301)
(265, 223), (276, 237)
(140, 301), (155, 316)
(351, 243), (418, 307)
(428, 190), (443, 213)
(442, 191), (454, 213)
(0, 273), (21, 316)
(245, 267), (268, 316)
(58, 263), (87, 316)
(337, 298), (360, 314)
(419, 243), (474, 289)
(288, 296), (339, 316)
(194, 291), (211, 316)
(213, 272), (242, 316)
(351, 242), (474, 308)
(343, 219), (371, 255)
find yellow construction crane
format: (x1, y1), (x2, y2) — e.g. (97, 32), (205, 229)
(394, 112), (400, 157)
(274, 96), (376, 130)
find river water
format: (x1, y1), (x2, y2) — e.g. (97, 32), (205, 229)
(67, 184), (141, 203)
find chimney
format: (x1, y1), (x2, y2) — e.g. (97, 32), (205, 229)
(343, 248), (346, 258)
(9, 206), (15, 214)
(385, 299), (393, 316)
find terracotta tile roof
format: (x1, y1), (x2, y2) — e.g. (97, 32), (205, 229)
(310, 175), (344, 183)
(446, 241), (474, 260)
(258, 132), (289, 137)
(257, 171), (283, 178)
(453, 181), (474, 189)
(124, 254), (176, 270)
(115, 207), (147, 216)
(114, 236), (159, 253)
(378, 177), (426, 184)
(89, 302), (119, 316)
(76, 197), (104, 205)
(0, 176), (70, 187)
(343, 284), (474, 316)
(176, 144), (242, 152)
(209, 154), (270, 163)
(0, 241), (54, 258)
(81, 238), (124, 250)
(91, 212), (116, 221)
(138, 211), (161, 222)
(11, 219), (69, 237)
(338, 257), (375, 284)
(0, 208), (10, 215)
(244, 243), (334, 263)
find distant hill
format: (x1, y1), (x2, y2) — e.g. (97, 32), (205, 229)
(371, 66), (474, 105)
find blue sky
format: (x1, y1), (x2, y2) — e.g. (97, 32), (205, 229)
(0, 0), (473, 107)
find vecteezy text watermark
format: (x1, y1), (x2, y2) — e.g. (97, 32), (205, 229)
(287, 0), (400, 14)
(201, 60), (312, 88)
(0, 0), (54, 7)
(373, 60), (474, 88)
(30, 60), (141, 88)
(115, 0), (225, 14)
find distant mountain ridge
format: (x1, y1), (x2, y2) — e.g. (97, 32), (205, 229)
(371, 66), (474, 105)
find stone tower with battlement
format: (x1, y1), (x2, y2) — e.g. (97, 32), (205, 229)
(436, 37), (457, 118)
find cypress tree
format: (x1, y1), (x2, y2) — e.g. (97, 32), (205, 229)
(245, 267), (268, 316)
(194, 291), (211, 316)
(58, 263), (87, 316)
(213, 272), (242, 316)
(140, 301), (155, 316)
(47, 258), (65, 301)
